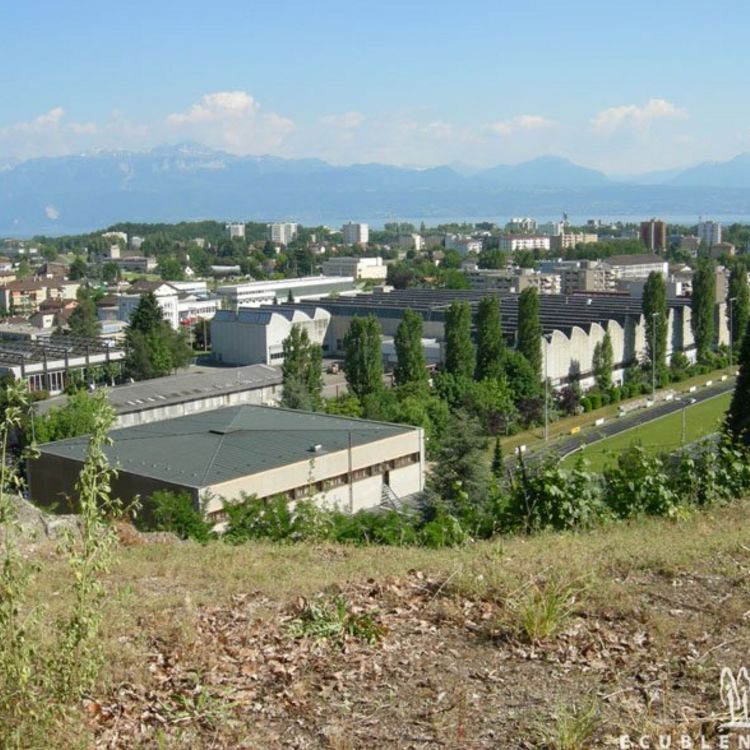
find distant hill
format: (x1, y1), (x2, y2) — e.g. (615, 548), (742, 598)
(667, 153), (750, 188)
(2, 144), (750, 235)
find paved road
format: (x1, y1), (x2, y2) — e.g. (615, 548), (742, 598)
(527, 378), (735, 463)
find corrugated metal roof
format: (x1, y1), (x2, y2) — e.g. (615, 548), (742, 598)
(37, 405), (414, 488)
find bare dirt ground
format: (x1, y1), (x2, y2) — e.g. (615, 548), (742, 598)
(29, 503), (750, 748)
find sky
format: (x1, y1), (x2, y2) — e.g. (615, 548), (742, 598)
(2, 0), (749, 173)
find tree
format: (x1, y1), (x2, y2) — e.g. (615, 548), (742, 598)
(728, 262), (750, 353)
(101, 262), (120, 283)
(67, 287), (100, 340)
(343, 316), (383, 399)
(642, 271), (668, 377)
(491, 436), (504, 479)
(444, 301), (474, 380)
(68, 256), (88, 280)
(726, 323), (750, 445)
(157, 256), (184, 281)
(592, 331), (614, 391)
(464, 376), (518, 435)
(16, 258), (31, 280)
(691, 258), (716, 363)
(475, 296), (505, 381)
(34, 389), (106, 443)
(394, 308), (427, 386)
(517, 287), (542, 379)
(280, 325), (322, 410)
(124, 292), (192, 381)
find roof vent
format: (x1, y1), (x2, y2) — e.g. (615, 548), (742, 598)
(309, 443), (323, 453)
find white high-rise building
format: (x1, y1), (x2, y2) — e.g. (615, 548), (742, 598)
(226, 223), (246, 239)
(697, 220), (722, 248)
(505, 217), (537, 233)
(342, 222), (369, 246)
(267, 222), (299, 245)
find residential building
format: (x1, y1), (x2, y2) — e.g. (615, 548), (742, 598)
(538, 221), (565, 236)
(267, 222), (299, 245)
(29, 405), (425, 519)
(117, 281), (180, 329)
(398, 234), (425, 252)
(709, 242), (736, 259)
(498, 235), (551, 252)
(215, 275), (357, 310)
(444, 235), (484, 254)
(505, 217), (537, 233)
(0, 278), (79, 315)
(697, 220), (722, 248)
(342, 222), (369, 246)
(556, 260), (615, 294)
(115, 256), (157, 273)
(225, 223), (246, 239)
(176, 295), (220, 325)
(465, 268), (560, 294)
(559, 232), (599, 249)
(211, 307), (331, 365)
(604, 254), (668, 281)
(321, 256), (387, 281)
(640, 219), (668, 252)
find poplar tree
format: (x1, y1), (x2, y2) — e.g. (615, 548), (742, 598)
(394, 308), (427, 386)
(728, 262), (750, 352)
(343, 315), (384, 398)
(475, 295), (505, 381)
(642, 271), (668, 377)
(517, 287), (542, 379)
(725, 324), (750, 445)
(592, 331), (614, 391)
(281, 325), (323, 410)
(691, 258), (716, 363)
(444, 301), (475, 380)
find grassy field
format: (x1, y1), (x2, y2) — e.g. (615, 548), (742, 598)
(562, 391), (732, 472)
(499, 368), (734, 458)
(18, 501), (750, 747)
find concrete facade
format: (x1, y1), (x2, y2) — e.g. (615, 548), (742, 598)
(211, 307), (331, 365)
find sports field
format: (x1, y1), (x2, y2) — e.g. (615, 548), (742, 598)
(562, 391), (732, 472)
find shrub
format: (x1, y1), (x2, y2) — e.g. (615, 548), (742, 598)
(149, 490), (213, 543)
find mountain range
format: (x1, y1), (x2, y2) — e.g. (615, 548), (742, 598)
(2, 144), (750, 236)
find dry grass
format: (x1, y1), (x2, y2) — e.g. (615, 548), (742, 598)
(17, 500), (750, 747)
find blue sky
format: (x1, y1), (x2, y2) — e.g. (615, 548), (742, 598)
(2, 0), (748, 172)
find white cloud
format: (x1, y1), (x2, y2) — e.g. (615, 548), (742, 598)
(320, 111), (365, 129)
(45, 205), (60, 220)
(487, 114), (554, 136)
(166, 91), (294, 153)
(591, 98), (687, 133)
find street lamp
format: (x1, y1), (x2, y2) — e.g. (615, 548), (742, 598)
(650, 312), (659, 399)
(728, 296), (737, 376)
(544, 333), (550, 443)
(681, 397), (697, 446)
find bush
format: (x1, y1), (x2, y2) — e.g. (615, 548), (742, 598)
(149, 490), (213, 543)
(588, 393), (601, 410)
(580, 397), (591, 413)
(609, 386), (621, 404)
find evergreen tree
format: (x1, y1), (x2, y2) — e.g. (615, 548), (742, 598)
(343, 315), (383, 398)
(691, 258), (716, 363)
(491, 436), (504, 479)
(124, 292), (191, 381)
(67, 287), (100, 340)
(517, 287), (542, 379)
(592, 331), (614, 391)
(725, 323), (750, 445)
(475, 295), (505, 380)
(394, 308), (427, 386)
(642, 271), (668, 376)
(728, 262), (750, 353)
(280, 325), (323, 410)
(444, 300), (475, 380)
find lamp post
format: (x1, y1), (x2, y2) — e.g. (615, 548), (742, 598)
(544, 334), (549, 443)
(728, 296), (737, 376)
(651, 311), (659, 399)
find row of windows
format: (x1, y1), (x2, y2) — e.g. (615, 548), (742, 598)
(206, 452), (421, 519)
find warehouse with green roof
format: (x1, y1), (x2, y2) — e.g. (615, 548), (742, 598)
(28, 404), (425, 520)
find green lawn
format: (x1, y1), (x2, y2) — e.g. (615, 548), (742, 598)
(562, 391), (732, 472)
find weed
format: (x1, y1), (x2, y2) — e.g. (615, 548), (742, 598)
(538, 697), (599, 750)
(287, 594), (384, 647)
(513, 578), (579, 644)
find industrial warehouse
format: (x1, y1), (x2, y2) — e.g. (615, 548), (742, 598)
(28, 404), (425, 520)
(211, 288), (730, 387)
